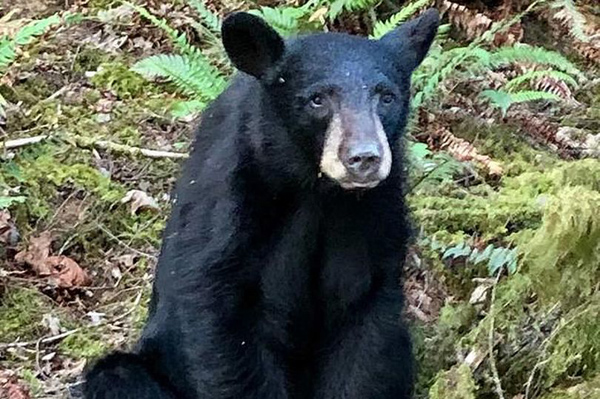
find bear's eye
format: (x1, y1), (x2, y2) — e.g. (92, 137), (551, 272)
(381, 92), (396, 105)
(309, 94), (324, 108)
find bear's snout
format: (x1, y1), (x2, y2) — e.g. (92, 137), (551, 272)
(320, 110), (392, 190)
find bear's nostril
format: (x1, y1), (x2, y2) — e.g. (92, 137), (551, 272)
(344, 147), (382, 177)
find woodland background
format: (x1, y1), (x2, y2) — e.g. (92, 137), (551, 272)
(0, 0), (598, 398)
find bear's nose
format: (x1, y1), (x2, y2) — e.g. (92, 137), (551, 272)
(343, 144), (382, 179)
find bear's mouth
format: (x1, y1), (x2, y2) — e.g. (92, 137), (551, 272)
(339, 179), (382, 190)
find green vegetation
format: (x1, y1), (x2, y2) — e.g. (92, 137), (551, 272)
(0, 0), (598, 397)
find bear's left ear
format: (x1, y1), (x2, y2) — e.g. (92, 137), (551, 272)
(380, 8), (439, 72)
(222, 12), (285, 79)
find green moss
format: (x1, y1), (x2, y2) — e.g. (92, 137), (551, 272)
(429, 363), (477, 399)
(73, 46), (113, 74)
(92, 62), (157, 99)
(19, 369), (44, 397)
(411, 159), (600, 242)
(449, 117), (557, 175)
(0, 288), (50, 342)
(541, 373), (600, 399)
(414, 302), (477, 397)
(520, 186), (600, 307)
(59, 330), (109, 359)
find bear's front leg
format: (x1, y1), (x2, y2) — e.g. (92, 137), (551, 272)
(314, 289), (414, 399)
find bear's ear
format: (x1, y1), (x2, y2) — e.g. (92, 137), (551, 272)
(222, 12), (285, 79)
(379, 8), (439, 72)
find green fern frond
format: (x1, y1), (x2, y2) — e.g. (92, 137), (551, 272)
(509, 90), (562, 103)
(248, 6), (312, 36)
(481, 89), (561, 116)
(131, 54), (226, 101)
(187, 0), (221, 33)
(12, 14), (61, 46)
(488, 45), (583, 77)
(328, 0), (380, 19)
(171, 99), (206, 118)
(551, 0), (590, 43)
(0, 39), (16, 72)
(443, 242), (519, 275)
(505, 70), (578, 92)
(371, 0), (433, 39)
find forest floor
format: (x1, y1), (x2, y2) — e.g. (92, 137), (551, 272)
(0, 1), (599, 399)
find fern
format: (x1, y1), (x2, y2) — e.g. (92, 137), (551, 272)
(443, 242), (519, 275)
(0, 195), (26, 209)
(132, 54), (226, 101)
(248, 6), (311, 36)
(487, 45), (583, 77)
(12, 14), (61, 46)
(187, 0), (221, 33)
(371, 0), (433, 39)
(327, 0), (380, 19)
(551, 0), (591, 43)
(504, 70), (578, 92)
(171, 99), (206, 119)
(409, 142), (465, 192)
(481, 89), (561, 116)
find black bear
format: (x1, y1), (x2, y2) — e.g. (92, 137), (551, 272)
(84, 9), (439, 399)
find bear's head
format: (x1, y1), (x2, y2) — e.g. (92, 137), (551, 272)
(222, 10), (439, 190)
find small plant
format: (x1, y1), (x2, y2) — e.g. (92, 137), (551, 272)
(443, 242), (519, 275)
(0, 13), (62, 118)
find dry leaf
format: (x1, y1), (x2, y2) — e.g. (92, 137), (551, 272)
(0, 370), (31, 399)
(121, 190), (160, 214)
(469, 284), (490, 305)
(14, 232), (90, 288)
(46, 256), (90, 288)
(14, 231), (54, 275)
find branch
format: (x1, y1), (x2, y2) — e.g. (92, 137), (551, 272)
(489, 268), (506, 399)
(1, 133), (189, 159)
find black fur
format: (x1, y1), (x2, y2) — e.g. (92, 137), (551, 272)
(84, 10), (439, 399)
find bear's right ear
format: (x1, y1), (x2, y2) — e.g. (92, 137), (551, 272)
(222, 12), (285, 79)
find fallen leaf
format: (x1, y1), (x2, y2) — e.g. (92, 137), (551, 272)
(14, 231), (54, 275)
(0, 370), (30, 399)
(14, 232), (90, 288)
(46, 256), (90, 288)
(121, 190), (160, 215)
(469, 284), (490, 305)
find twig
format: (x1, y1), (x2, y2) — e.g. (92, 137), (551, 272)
(1, 135), (48, 149)
(489, 268), (506, 399)
(0, 328), (80, 350)
(0, 133), (189, 159)
(524, 303), (595, 399)
(67, 134), (189, 159)
(97, 223), (157, 260)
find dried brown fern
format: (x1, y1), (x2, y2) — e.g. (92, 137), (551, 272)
(545, 1), (600, 64)
(440, 0), (523, 46)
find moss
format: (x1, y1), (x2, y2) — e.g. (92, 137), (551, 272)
(541, 373), (600, 399)
(73, 46), (113, 74)
(59, 330), (109, 359)
(520, 186), (600, 307)
(91, 62), (158, 99)
(19, 369), (44, 397)
(414, 302), (477, 397)
(0, 288), (50, 342)
(449, 117), (558, 175)
(411, 159), (600, 243)
(429, 363), (477, 399)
